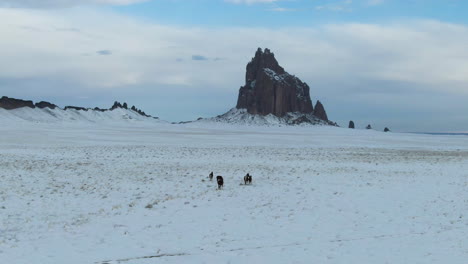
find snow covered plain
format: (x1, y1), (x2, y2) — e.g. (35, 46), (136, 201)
(1, 119), (468, 264)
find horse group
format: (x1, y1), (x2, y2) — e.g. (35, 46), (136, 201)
(208, 172), (252, 189)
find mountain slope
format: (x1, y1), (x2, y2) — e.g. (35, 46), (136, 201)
(0, 107), (161, 124)
(201, 108), (333, 126)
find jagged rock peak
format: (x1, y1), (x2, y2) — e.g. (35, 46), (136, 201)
(111, 101), (123, 110)
(313, 100), (328, 122)
(116, 103), (149, 117)
(246, 48), (285, 83)
(236, 48), (314, 117)
(111, 101), (129, 110)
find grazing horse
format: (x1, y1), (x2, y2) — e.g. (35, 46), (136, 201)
(216, 176), (224, 189)
(208, 172), (214, 181)
(244, 173), (252, 185)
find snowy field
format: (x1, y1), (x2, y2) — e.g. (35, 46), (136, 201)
(1, 121), (468, 264)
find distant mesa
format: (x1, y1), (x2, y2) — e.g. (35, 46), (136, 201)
(349, 121), (355, 129)
(35, 101), (57, 109)
(215, 48), (336, 126)
(0, 96), (156, 119)
(0, 96), (35, 110)
(64, 106), (88, 111)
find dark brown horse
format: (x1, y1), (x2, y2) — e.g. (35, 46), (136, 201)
(216, 176), (224, 189)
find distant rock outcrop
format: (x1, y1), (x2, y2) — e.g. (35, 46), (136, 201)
(130, 105), (149, 117)
(236, 48), (314, 117)
(65, 106), (88, 111)
(93, 107), (107, 112)
(1, 96), (155, 119)
(111, 101), (123, 110)
(110, 101), (150, 117)
(0, 96), (35, 110)
(366, 124), (372, 130)
(313, 100), (328, 122)
(384, 127), (391, 132)
(349, 121), (355, 129)
(35, 101), (57, 109)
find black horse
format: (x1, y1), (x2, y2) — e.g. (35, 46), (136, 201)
(216, 176), (224, 189)
(244, 173), (252, 185)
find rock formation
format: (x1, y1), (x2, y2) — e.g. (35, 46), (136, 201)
(110, 101), (149, 116)
(35, 101), (57, 109)
(236, 48), (315, 117)
(208, 48), (336, 126)
(349, 121), (355, 129)
(366, 124), (372, 130)
(384, 127), (391, 132)
(129, 104), (148, 117)
(0, 96), (35, 110)
(1, 96), (154, 118)
(111, 101), (123, 110)
(313, 100), (328, 122)
(93, 107), (107, 112)
(65, 106), (88, 111)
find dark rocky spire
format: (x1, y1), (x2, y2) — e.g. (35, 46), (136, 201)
(313, 100), (328, 121)
(245, 48), (285, 84)
(236, 48), (314, 117)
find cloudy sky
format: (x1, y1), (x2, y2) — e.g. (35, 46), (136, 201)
(1, 0), (468, 132)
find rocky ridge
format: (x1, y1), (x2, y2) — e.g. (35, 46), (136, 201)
(0, 96), (155, 119)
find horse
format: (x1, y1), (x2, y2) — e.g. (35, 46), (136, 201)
(216, 176), (224, 189)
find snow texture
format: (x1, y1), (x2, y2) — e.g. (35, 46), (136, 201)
(0, 107), (162, 124)
(1, 116), (468, 264)
(204, 108), (331, 126)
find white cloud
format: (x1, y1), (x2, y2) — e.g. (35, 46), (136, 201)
(225, 0), (279, 4)
(1, 8), (467, 91)
(0, 0), (149, 8)
(268, 7), (297, 12)
(316, 0), (353, 12)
